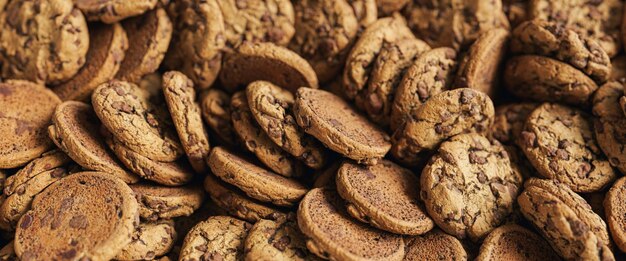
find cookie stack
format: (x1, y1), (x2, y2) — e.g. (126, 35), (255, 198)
(3, 0), (626, 260)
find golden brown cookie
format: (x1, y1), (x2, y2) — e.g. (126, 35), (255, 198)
(163, 71), (210, 173)
(230, 91), (302, 178)
(455, 28), (509, 97)
(247, 81), (327, 169)
(3, 150), (70, 196)
(76, 0), (158, 23)
(518, 178), (614, 260)
(244, 218), (319, 261)
(476, 224), (560, 261)
(349, 0), (377, 30)
(297, 188), (405, 261)
(207, 147), (308, 207)
(490, 103), (539, 145)
(92, 80), (184, 162)
(392, 88), (494, 166)
(115, 219), (176, 261)
(220, 42), (319, 93)
(376, 0), (408, 16)
(509, 19), (611, 83)
(390, 47), (457, 131)
(200, 88), (238, 147)
(49, 101), (138, 183)
(131, 182), (204, 221)
(179, 216), (251, 261)
(518, 103), (616, 192)
(0, 0), (89, 84)
(503, 0), (528, 27)
(289, 0), (358, 83)
(116, 7), (172, 83)
(14, 172), (140, 261)
(404, 229), (467, 261)
(294, 88), (391, 165)
(592, 81), (626, 174)
(421, 133), (523, 241)
(605, 176), (626, 252)
(336, 160), (434, 235)
(504, 55), (598, 107)
(52, 22), (129, 101)
(0, 80), (61, 169)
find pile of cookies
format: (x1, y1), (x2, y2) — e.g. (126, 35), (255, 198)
(2, 0), (626, 260)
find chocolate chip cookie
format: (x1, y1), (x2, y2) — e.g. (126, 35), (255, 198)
(421, 133), (523, 241)
(404, 229), (468, 261)
(247, 81), (326, 169)
(207, 147), (308, 207)
(390, 47), (457, 131)
(92, 80), (184, 162)
(3, 150), (70, 196)
(220, 42), (319, 93)
(244, 218), (317, 261)
(490, 103), (539, 145)
(131, 183), (205, 221)
(293, 88), (391, 165)
(52, 22), (129, 101)
(504, 55), (598, 106)
(14, 172), (139, 261)
(509, 19), (611, 83)
(392, 88), (494, 166)
(519, 103), (616, 192)
(476, 224), (560, 261)
(518, 178), (614, 260)
(337, 160), (434, 235)
(0, 80), (61, 169)
(76, 0), (158, 23)
(0, 0), (89, 84)
(605, 177), (626, 252)
(179, 216), (251, 261)
(163, 71), (210, 173)
(297, 188), (405, 261)
(115, 219), (176, 260)
(592, 81), (626, 174)
(200, 88), (238, 147)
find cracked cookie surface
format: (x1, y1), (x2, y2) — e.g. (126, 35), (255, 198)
(592, 82), (626, 175)
(115, 219), (176, 260)
(201, 88), (238, 147)
(490, 103), (539, 145)
(179, 216), (251, 261)
(244, 218), (318, 261)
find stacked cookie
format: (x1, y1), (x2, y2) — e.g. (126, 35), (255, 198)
(4, 0), (626, 260)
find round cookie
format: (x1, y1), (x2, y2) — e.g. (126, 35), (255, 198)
(342, 15), (415, 101)
(218, 0), (295, 49)
(4, 150), (70, 196)
(244, 218), (319, 261)
(220, 42), (319, 93)
(76, 0), (158, 23)
(455, 28), (509, 97)
(115, 219), (177, 261)
(200, 88), (238, 147)
(92, 80), (184, 162)
(404, 229), (467, 261)
(490, 103), (539, 145)
(421, 133), (523, 241)
(504, 55), (598, 107)
(0, 80), (61, 169)
(390, 47), (457, 131)
(207, 147), (308, 207)
(529, 0), (623, 57)
(297, 188), (405, 261)
(509, 19), (611, 83)
(605, 176), (626, 252)
(52, 22), (129, 101)
(476, 224), (560, 261)
(231, 91), (302, 178)
(518, 103), (616, 193)
(116, 7), (172, 83)
(362, 38), (431, 125)
(247, 81), (327, 169)
(336, 160), (434, 235)
(0, 0), (89, 84)
(102, 127), (194, 186)
(179, 216), (251, 261)
(289, 0), (358, 83)
(163, 0), (224, 90)
(204, 174), (286, 223)
(518, 178), (614, 260)
(0, 167), (70, 231)
(14, 172), (140, 261)
(592, 81), (626, 174)
(49, 101), (138, 183)
(163, 71), (210, 173)
(131, 183), (205, 221)
(293, 88), (391, 165)
(403, 0), (509, 50)
(392, 88), (494, 166)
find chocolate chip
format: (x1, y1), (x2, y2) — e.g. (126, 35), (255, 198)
(20, 213), (33, 229)
(272, 236), (291, 251)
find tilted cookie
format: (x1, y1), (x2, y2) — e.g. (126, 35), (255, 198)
(247, 81), (327, 169)
(76, 0), (158, 23)
(518, 178), (614, 260)
(605, 177), (626, 252)
(404, 229), (467, 261)
(421, 133), (523, 241)
(476, 224), (560, 261)
(244, 218), (320, 261)
(131, 183), (205, 221)
(518, 103), (616, 192)
(592, 82), (626, 174)
(200, 88), (238, 147)
(3, 150), (70, 196)
(294, 88), (391, 165)
(179, 216), (251, 261)
(392, 88), (494, 166)
(0, 80), (61, 169)
(115, 219), (176, 261)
